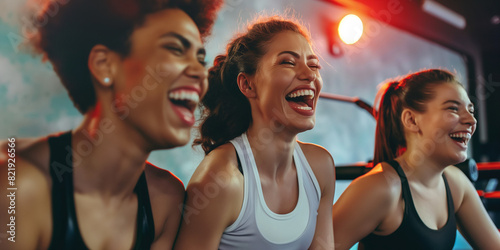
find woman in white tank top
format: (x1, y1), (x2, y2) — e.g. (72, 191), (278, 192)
(174, 16), (336, 250)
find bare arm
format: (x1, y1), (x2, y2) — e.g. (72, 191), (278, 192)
(332, 165), (398, 250)
(446, 167), (500, 249)
(174, 144), (243, 250)
(300, 143), (336, 250)
(148, 165), (186, 250)
(1, 141), (52, 250)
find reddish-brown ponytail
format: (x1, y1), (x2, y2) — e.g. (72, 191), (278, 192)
(373, 69), (461, 166)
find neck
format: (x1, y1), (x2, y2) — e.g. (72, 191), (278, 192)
(70, 103), (151, 200)
(397, 146), (445, 187)
(246, 121), (297, 180)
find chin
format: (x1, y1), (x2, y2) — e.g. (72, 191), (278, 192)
(456, 153), (468, 164)
(302, 125), (315, 132)
(171, 133), (191, 147)
(157, 129), (191, 149)
(301, 120), (316, 131)
(292, 124), (315, 134)
(447, 152), (468, 166)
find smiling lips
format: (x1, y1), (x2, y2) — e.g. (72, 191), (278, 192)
(449, 132), (472, 148)
(168, 87), (200, 126)
(285, 88), (315, 116)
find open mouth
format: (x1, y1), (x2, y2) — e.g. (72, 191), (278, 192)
(449, 132), (471, 148)
(285, 89), (315, 114)
(169, 90), (199, 112)
(168, 89), (200, 126)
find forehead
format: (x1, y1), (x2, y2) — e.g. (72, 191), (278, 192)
(264, 31), (313, 55)
(430, 82), (471, 104)
(131, 8), (202, 46)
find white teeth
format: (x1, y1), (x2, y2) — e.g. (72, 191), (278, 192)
(297, 106), (312, 110)
(168, 90), (199, 103)
(449, 132), (471, 144)
(449, 132), (471, 139)
(286, 89), (315, 99)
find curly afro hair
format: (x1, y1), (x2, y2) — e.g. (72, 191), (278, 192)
(29, 0), (222, 113)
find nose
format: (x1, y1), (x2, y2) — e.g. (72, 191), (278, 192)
(298, 64), (317, 82)
(462, 110), (477, 128)
(185, 57), (208, 81)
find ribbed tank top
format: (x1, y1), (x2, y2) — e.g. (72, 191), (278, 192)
(219, 133), (322, 250)
(359, 160), (456, 250)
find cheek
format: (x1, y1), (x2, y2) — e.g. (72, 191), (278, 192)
(471, 123), (477, 135)
(141, 52), (184, 85)
(122, 59), (148, 89)
(440, 112), (459, 124)
(419, 114), (446, 137)
(316, 76), (323, 92)
(156, 61), (182, 80)
(271, 69), (294, 85)
(430, 128), (450, 144)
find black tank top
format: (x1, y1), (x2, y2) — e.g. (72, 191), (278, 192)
(47, 131), (155, 250)
(359, 160), (456, 250)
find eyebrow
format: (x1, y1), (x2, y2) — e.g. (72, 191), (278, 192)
(277, 51), (318, 60)
(442, 100), (474, 108)
(161, 32), (206, 56)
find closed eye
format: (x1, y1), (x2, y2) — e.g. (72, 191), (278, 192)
(197, 48), (207, 66)
(281, 60), (295, 66)
(198, 56), (207, 66)
(447, 106), (459, 112)
(163, 45), (184, 55)
(308, 64), (321, 70)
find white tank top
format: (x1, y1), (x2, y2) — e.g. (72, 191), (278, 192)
(219, 133), (322, 250)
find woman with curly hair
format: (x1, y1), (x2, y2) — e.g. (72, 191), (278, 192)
(0, 0), (221, 249)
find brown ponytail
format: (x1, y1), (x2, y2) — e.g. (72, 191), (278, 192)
(194, 17), (310, 154)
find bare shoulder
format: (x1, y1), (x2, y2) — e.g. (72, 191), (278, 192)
(333, 163), (401, 231)
(145, 162), (185, 198)
(189, 143), (243, 189)
(0, 136), (53, 248)
(144, 162), (185, 216)
(187, 143), (244, 210)
(0, 136), (53, 199)
(298, 142), (334, 164)
(333, 162), (403, 244)
(349, 162), (402, 203)
(443, 164), (469, 184)
(1, 136), (51, 172)
(443, 165), (470, 209)
(0, 136), (52, 192)
(174, 144), (244, 249)
(297, 142), (335, 191)
(144, 162), (185, 241)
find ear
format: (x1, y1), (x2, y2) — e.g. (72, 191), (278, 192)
(88, 45), (117, 88)
(237, 72), (256, 98)
(401, 108), (419, 132)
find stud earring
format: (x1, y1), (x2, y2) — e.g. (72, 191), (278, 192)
(103, 77), (111, 85)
